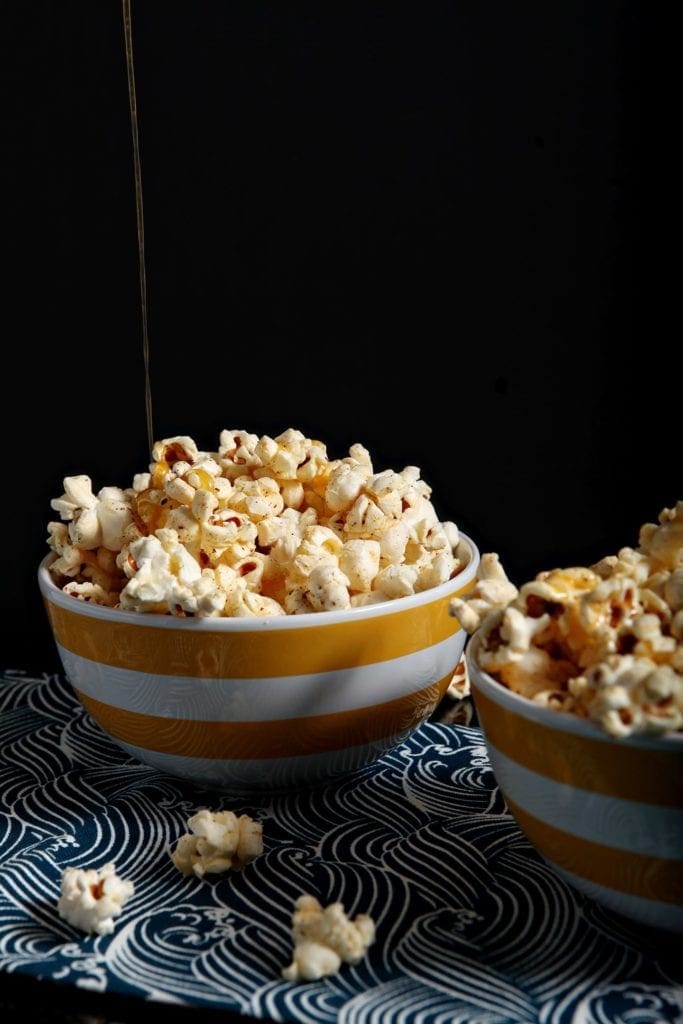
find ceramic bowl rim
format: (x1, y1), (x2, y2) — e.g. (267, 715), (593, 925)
(466, 631), (683, 751)
(39, 532), (480, 633)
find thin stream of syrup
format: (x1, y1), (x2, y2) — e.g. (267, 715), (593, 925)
(122, 0), (154, 456)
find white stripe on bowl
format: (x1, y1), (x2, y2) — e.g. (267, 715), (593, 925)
(57, 632), (463, 721)
(485, 741), (683, 860)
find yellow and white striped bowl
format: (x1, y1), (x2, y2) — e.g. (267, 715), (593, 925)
(38, 535), (479, 792)
(467, 635), (683, 932)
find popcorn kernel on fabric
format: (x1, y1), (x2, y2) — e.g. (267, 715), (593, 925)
(282, 894), (375, 982)
(57, 862), (134, 935)
(171, 809), (263, 878)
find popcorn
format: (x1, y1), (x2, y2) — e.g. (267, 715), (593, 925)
(282, 895), (375, 983)
(224, 583), (285, 617)
(119, 531), (205, 615)
(379, 521), (410, 563)
(306, 565), (351, 612)
(325, 463), (367, 513)
(164, 475), (196, 505)
(96, 488), (133, 551)
(339, 539), (381, 592)
(50, 475), (99, 521)
(62, 581), (118, 606)
(46, 522), (84, 578)
(152, 435), (199, 466)
(171, 809), (263, 878)
(570, 657), (683, 737)
(374, 564), (418, 599)
(665, 569), (683, 611)
(454, 502), (683, 737)
(47, 428), (464, 616)
(450, 552), (518, 633)
(344, 494), (389, 536)
(229, 476), (285, 520)
(415, 550), (457, 591)
(57, 862), (134, 935)
(291, 526), (344, 584)
(50, 477), (132, 553)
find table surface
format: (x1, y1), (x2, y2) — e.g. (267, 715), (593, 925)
(1, 670), (681, 1024)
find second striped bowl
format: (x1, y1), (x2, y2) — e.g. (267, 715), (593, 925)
(39, 533), (479, 792)
(467, 633), (683, 932)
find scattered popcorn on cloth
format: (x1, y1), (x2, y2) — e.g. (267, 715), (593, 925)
(171, 809), (263, 878)
(57, 862), (135, 935)
(47, 429), (468, 617)
(451, 503), (683, 738)
(282, 894), (375, 982)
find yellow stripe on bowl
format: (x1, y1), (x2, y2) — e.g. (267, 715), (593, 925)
(546, 864), (683, 933)
(471, 680), (683, 809)
(44, 576), (474, 679)
(506, 796), (683, 907)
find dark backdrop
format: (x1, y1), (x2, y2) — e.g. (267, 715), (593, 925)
(3, 1), (673, 672)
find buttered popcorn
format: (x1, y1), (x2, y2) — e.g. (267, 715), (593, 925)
(57, 862), (135, 935)
(451, 503), (683, 738)
(47, 428), (465, 616)
(282, 895), (376, 982)
(171, 809), (263, 878)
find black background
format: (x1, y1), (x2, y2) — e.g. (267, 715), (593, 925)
(0, 4), (677, 1021)
(4, 3), (675, 668)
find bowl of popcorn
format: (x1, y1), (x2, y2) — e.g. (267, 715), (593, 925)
(452, 504), (683, 932)
(39, 428), (479, 791)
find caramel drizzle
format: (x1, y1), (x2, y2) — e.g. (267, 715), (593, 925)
(122, 0), (154, 456)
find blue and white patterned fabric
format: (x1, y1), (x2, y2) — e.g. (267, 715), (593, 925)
(1, 671), (680, 1023)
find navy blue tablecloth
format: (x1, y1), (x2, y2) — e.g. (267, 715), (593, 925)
(0, 670), (680, 1023)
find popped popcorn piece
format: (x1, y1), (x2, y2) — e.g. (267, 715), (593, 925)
(50, 477), (132, 553)
(447, 656), (470, 699)
(62, 581), (118, 607)
(96, 487), (133, 551)
(305, 564), (351, 612)
(450, 552), (519, 633)
(639, 503), (683, 570)
(665, 569), (683, 611)
(344, 494), (389, 537)
(57, 862), (134, 936)
(171, 809), (263, 878)
(415, 549), (457, 591)
(379, 520), (410, 563)
(47, 429), (465, 618)
(461, 502), (683, 737)
(325, 463), (367, 513)
(119, 530), (204, 615)
(47, 521), (84, 578)
(164, 475), (196, 505)
(282, 895), (375, 983)
(152, 435), (199, 466)
(229, 476), (285, 520)
(578, 657), (683, 737)
(339, 539), (381, 593)
(219, 429), (261, 470)
(224, 583), (286, 617)
(50, 475), (99, 521)
(132, 472), (150, 492)
(374, 564), (418, 599)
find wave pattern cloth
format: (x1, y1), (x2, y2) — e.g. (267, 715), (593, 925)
(0, 671), (681, 1024)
